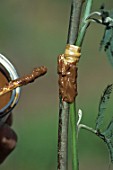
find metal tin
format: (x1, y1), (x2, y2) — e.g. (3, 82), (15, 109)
(0, 54), (21, 122)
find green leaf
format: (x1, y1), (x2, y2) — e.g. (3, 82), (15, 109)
(97, 135), (113, 163)
(102, 119), (113, 139)
(105, 139), (113, 163)
(100, 27), (113, 66)
(100, 120), (113, 163)
(100, 9), (113, 67)
(96, 84), (113, 131)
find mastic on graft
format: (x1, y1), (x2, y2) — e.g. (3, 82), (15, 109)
(57, 44), (81, 103)
(58, 54), (78, 103)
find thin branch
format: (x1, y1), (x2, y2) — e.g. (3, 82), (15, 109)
(57, 99), (69, 170)
(67, 0), (85, 44)
(76, 0), (93, 46)
(0, 66), (47, 96)
(78, 124), (97, 134)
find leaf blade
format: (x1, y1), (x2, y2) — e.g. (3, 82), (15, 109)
(101, 120), (113, 163)
(96, 84), (113, 131)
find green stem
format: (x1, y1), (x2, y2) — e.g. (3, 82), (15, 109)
(76, 0), (93, 46)
(67, 0), (84, 44)
(78, 124), (97, 135)
(70, 102), (78, 170)
(69, 1), (93, 170)
(67, 1), (84, 170)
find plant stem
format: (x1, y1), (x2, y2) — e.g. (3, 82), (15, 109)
(67, 1), (84, 170)
(57, 1), (93, 170)
(57, 99), (69, 170)
(69, 1), (93, 170)
(67, 0), (84, 45)
(76, 0), (93, 46)
(67, 0), (84, 170)
(78, 124), (97, 134)
(70, 102), (78, 170)
(57, 1), (84, 170)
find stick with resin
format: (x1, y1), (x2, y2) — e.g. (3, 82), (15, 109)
(0, 66), (47, 96)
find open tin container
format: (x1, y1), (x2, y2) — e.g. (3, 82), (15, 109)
(0, 54), (21, 123)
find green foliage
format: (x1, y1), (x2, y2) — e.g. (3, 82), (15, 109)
(103, 119), (113, 139)
(100, 26), (113, 66)
(100, 8), (113, 66)
(98, 119), (113, 163)
(95, 84), (113, 163)
(95, 7), (113, 163)
(96, 84), (113, 131)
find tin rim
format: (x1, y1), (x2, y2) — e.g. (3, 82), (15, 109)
(0, 54), (21, 118)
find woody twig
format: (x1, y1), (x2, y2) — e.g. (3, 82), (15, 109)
(0, 66), (47, 96)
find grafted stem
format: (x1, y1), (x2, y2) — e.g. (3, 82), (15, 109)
(57, 1), (84, 170)
(70, 1), (93, 170)
(57, 1), (93, 170)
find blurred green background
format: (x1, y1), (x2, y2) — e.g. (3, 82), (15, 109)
(0, 0), (113, 170)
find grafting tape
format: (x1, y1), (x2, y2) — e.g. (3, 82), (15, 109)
(64, 44), (81, 63)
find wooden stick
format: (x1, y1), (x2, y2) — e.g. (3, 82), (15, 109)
(0, 66), (47, 96)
